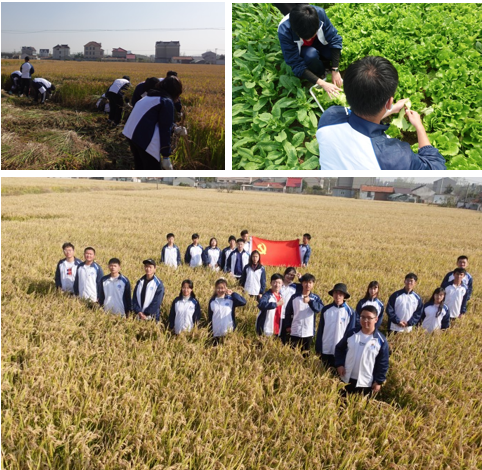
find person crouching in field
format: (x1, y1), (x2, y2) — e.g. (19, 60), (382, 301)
(73, 247), (104, 302)
(122, 76), (183, 170)
(335, 305), (389, 397)
(355, 281), (384, 330)
(208, 278), (247, 344)
(98, 258), (132, 318)
(8, 71), (21, 95)
(185, 233), (203, 268)
(131, 77), (160, 108)
(420, 287), (450, 333)
(161, 233), (182, 268)
(239, 250), (266, 299)
(132, 259), (165, 322)
(19, 56), (34, 97)
(55, 242), (82, 294)
(169, 280), (201, 335)
(32, 78), (55, 104)
(256, 273), (284, 336)
(106, 76), (131, 126)
(202, 238), (222, 271)
(315, 283), (355, 368)
(284, 273), (323, 355)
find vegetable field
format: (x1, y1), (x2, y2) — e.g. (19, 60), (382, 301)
(3, 178), (482, 469)
(1, 62), (225, 170)
(232, 3), (482, 170)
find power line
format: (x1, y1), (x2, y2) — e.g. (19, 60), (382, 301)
(3, 27), (224, 34)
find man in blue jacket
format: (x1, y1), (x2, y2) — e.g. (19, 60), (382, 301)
(132, 259), (165, 322)
(278, 4), (343, 98)
(317, 56), (446, 170)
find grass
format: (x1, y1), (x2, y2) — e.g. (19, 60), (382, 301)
(2, 178), (482, 469)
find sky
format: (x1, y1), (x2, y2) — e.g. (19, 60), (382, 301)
(1, 2), (225, 56)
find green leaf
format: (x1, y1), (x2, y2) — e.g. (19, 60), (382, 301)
(305, 139), (319, 155)
(243, 162), (260, 170)
(283, 141), (298, 167)
(300, 156), (320, 170)
(291, 132), (305, 148)
(297, 109), (307, 123)
(237, 148), (253, 159)
(253, 98), (268, 112)
(274, 131), (287, 143)
(233, 49), (246, 58)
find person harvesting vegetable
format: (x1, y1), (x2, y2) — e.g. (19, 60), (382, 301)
(277, 4), (343, 98)
(316, 56), (446, 170)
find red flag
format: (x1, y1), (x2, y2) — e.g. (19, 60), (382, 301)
(251, 236), (301, 267)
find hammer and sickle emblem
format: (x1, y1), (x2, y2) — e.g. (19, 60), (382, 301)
(257, 243), (267, 255)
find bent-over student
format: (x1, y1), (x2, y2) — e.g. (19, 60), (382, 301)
(32, 78), (55, 104)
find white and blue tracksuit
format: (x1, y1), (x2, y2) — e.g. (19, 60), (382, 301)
(20, 62), (35, 78)
(99, 274), (132, 317)
(386, 289), (423, 332)
(132, 275), (165, 322)
(55, 257), (82, 293)
(10, 71), (21, 91)
(202, 246), (222, 269)
(208, 292), (247, 337)
(420, 302), (450, 332)
(335, 327), (389, 388)
(73, 262), (104, 301)
(122, 89), (174, 160)
(226, 250), (250, 278)
(317, 107), (446, 170)
(278, 6), (342, 78)
(355, 297), (384, 330)
(444, 282), (469, 318)
(284, 292), (324, 338)
(184, 243), (204, 267)
(442, 271), (473, 302)
(315, 302), (355, 355)
(161, 244), (182, 267)
(256, 290), (283, 336)
(32, 78), (53, 103)
(169, 295), (201, 334)
(279, 282), (302, 337)
(239, 264), (266, 296)
(221, 246), (236, 272)
(299, 244), (312, 265)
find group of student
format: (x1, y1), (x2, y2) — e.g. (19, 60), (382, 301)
(55, 238), (473, 396)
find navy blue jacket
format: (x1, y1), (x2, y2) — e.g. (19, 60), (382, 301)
(315, 302), (355, 355)
(160, 243), (182, 266)
(355, 298), (385, 330)
(168, 295), (201, 330)
(207, 292), (247, 333)
(420, 301), (450, 330)
(202, 246), (222, 267)
(54, 257), (82, 288)
(73, 261), (104, 298)
(441, 270), (473, 302)
(299, 243), (312, 265)
(132, 275), (165, 322)
(98, 273), (132, 315)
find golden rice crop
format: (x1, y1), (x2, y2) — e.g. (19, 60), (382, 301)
(2, 178), (481, 469)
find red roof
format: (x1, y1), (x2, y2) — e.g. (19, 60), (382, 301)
(286, 178), (303, 188)
(253, 182), (284, 189)
(113, 48), (127, 52)
(360, 185), (394, 193)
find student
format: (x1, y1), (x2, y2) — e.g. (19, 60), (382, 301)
(132, 259), (165, 322)
(32, 78), (55, 104)
(168, 279), (201, 334)
(202, 238), (222, 270)
(98, 258), (132, 317)
(9, 71), (22, 95)
(226, 239), (250, 279)
(73, 247), (104, 302)
(159, 71), (183, 116)
(386, 273), (423, 333)
(442, 256), (473, 303)
(277, 5), (343, 95)
(161, 233), (182, 268)
(184, 233), (203, 268)
(123, 76), (183, 170)
(105, 76), (131, 126)
(279, 267), (302, 343)
(256, 273), (285, 336)
(299, 233), (312, 267)
(444, 268), (469, 320)
(355, 281), (384, 330)
(335, 305), (389, 396)
(221, 235), (237, 272)
(317, 56), (446, 170)
(240, 229), (252, 254)
(420, 287), (450, 333)
(239, 250), (266, 298)
(55, 242), (82, 294)
(284, 273), (323, 354)
(208, 278), (247, 340)
(19, 56), (35, 97)
(315, 283), (355, 368)
(131, 77), (160, 107)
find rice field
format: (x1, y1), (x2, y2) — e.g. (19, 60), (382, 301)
(2, 178), (482, 469)
(1, 61), (225, 170)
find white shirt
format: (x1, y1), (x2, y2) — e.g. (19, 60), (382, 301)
(206, 248), (220, 268)
(445, 284), (467, 318)
(77, 264), (99, 301)
(321, 305), (351, 354)
(422, 304), (445, 332)
(389, 291), (420, 332)
(173, 298), (196, 334)
(188, 245), (203, 267)
(102, 275), (128, 316)
(290, 296), (316, 338)
(350, 332), (373, 380)
(20, 62), (34, 78)
(163, 246), (178, 267)
(210, 297), (235, 337)
(59, 260), (77, 293)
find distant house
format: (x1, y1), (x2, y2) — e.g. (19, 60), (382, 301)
(112, 47), (127, 59)
(433, 178), (457, 194)
(53, 44), (70, 60)
(84, 41), (104, 59)
(171, 56), (193, 64)
(430, 194), (459, 205)
(252, 182), (284, 192)
(359, 185), (394, 201)
(155, 41), (180, 63)
(304, 178), (324, 188)
(202, 51), (217, 64)
(126, 54), (136, 62)
(286, 178), (303, 193)
(411, 185), (435, 203)
(39, 49), (49, 58)
(21, 46), (36, 59)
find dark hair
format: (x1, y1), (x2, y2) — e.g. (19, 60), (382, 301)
(25, 56), (30, 61)
(145, 77), (160, 92)
(157, 75), (183, 101)
(457, 255), (468, 262)
(215, 278), (227, 287)
(84, 246), (96, 254)
(122, 75), (130, 81)
(284, 267), (296, 276)
(428, 287), (446, 317)
(62, 242), (74, 250)
(250, 250), (261, 266)
(300, 273), (316, 283)
(303, 233), (311, 240)
(360, 305), (378, 317)
(192, 233), (199, 240)
(236, 238), (244, 244)
(454, 267), (466, 275)
(228, 235), (236, 242)
(179, 279), (196, 299)
(167, 233), (175, 239)
(166, 71), (178, 77)
(289, 5), (319, 40)
(209, 237), (218, 247)
(363, 281), (380, 300)
(240, 230), (249, 237)
(50, 84), (56, 92)
(108, 258), (121, 265)
(271, 273), (284, 282)
(405, 273), (418, 282)
(344, 56), (399, 117)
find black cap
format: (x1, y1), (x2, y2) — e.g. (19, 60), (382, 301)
(328, 283), (350, 299)
(143, 259), (156, 267)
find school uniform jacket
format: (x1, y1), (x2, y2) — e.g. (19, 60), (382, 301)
(279, 282), (302, 334)
(20, 62), (35, 78)
(355, 297), (384, 330)
(132, 275), (165, 322)
(11, 71), (21, 81)
(55, 257), (82, 293)
(444, 282), (469, 318)
(220, 246), (236, 272)
(32, 78), (52, 95)
(73, 262), (104, 301)
(161, 244), (182, 267)
(442, 271), (473, 301)
(299, 244), (312, 265)
(278, 6), (342, 78)
(226, 250), (250, 277)
(256, 290), (283, 336)
(420, 302), (450, 332)
(335, 327), (389, 388)
(284, 292), (324, 338)
(184, 243), (204, 267)
(317, 107), (446, 170)
(240, 264), (266, 296)
(386, 289), (423, 332)
(122, 89), (174, 160)
(169, 296), (201, 334)
(131, 81), (148, 107)
(208, 292), (247, 337)
(98, 274), (132, 316)
(202, 246), (222, 268)
(315, 302), (355, 355)
(107, 78), (130, 95)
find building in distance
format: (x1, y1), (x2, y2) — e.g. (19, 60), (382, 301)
(155, 41), (180, 63)
(53, 44), (70, 60)
(84, 41), (104, 60)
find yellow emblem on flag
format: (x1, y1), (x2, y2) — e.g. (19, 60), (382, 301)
(257, 243), (267, 255)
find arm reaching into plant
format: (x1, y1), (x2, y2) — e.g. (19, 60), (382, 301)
(406, 109), (431, 148)
(316, 78), (341, 98)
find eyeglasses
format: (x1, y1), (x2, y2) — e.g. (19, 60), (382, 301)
(360, 316), (377, 321)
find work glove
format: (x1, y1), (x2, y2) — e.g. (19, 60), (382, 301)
(162, 157), (173, 170)
(173, 126), (188, 136)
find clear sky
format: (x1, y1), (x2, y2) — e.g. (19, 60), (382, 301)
(1, 2), (225, 56)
